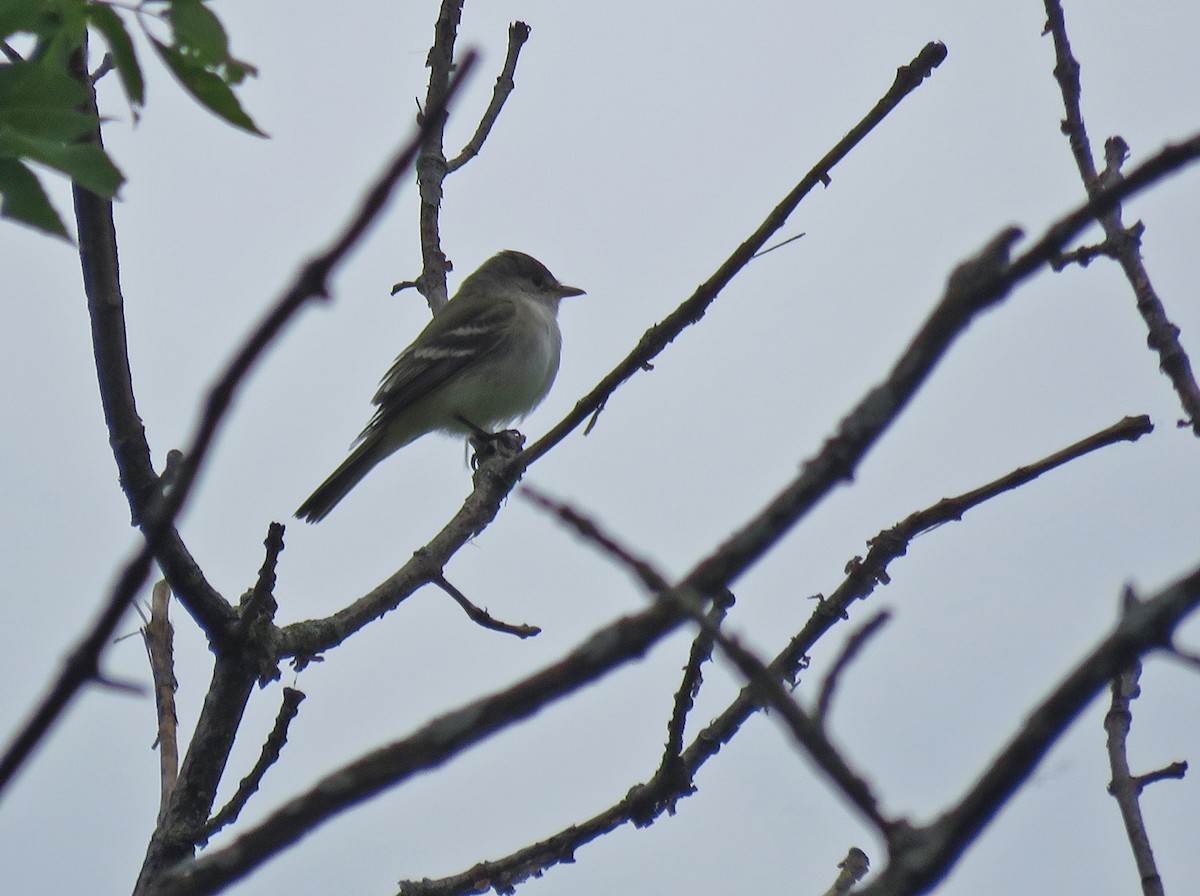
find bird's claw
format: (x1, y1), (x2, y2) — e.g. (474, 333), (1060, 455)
(469, 429), (525, 469)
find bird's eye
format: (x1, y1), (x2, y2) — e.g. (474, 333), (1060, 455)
(531, 274), (546, 288)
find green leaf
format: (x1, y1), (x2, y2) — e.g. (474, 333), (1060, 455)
(167, 0), (229, 67)
(26, 0), (88, 69)
(0, 127), (123, 197)
(0, 60), (87, 113)
(219, 55), (257, 87)
(0, 0), (52, 40)
(0, 107), (95, 141)
(0, 157), (69, 237)
(85, 3), (144, 106)
(150, 37), (265, 136)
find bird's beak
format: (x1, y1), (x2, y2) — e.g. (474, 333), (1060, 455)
(557, 284), (586, 298)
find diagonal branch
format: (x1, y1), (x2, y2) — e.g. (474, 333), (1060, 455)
(683, 415), (1157, 784)
(521, 40), (949, 466)
(199, 687), (307, 845)
(523, 489), (889, 830)
(858, 572), (1200, 896)
(447, 21), (531, 172)
(372, 416), (1164, 896)
(432, 574), (541, 638)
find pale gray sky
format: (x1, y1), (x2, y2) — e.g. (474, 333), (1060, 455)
(3, 2), (1200, 894)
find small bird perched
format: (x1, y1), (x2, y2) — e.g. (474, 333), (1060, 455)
(296, 250), (584, 522)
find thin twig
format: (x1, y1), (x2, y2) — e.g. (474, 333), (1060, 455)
(816, 611), (891, 722)
(1104, 659), (1166, 896)
(1049, 235), (1121, 271)
(520, 41), (949, 460)
(432, 575), (541, 638)
(655, 588), (734, 786)
(447, 21), (530, 172)
(523, 489), (889, 830)
(199, 688), (307, 844)
(1134, 762), (1187, 789)
(752, 231), (806, 258)
(144, 580), (179, 826)
(1043, 0), (1200, 433)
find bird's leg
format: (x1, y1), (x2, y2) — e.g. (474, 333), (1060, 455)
(455, 414), (526, 469)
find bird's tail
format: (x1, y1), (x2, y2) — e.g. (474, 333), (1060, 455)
(295, 438), (390, 523)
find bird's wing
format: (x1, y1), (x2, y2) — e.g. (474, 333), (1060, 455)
(358, 299), (517, 438)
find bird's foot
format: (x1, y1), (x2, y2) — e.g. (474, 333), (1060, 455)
(469, 428), (526, 469)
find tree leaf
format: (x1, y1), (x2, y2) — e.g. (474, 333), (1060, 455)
(25, 0), (88, 70)
(0, 157), (69, 237)
(166, 0), (229, 67)
(0, 60), (87, 113)
(0, 0), (53, 40)
(85, 2), (144, 106)
(0, 128), (123, 197)
(0, 108), (95, 141)
(150, 36), (265, 136)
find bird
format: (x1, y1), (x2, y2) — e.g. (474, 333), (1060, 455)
(296, 250), (584, 522)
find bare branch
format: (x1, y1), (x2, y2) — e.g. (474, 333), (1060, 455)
(144, 580), (179, 826)
(447, 21), (531, 171)
(816, 611), (891, 723)
(524, 489), (889, 831)
(1102, 603), (1181, 896)
(1042, 0), (1200, 434)
(199, 688), (306, 845)
(854, 414), (1151, 589)
(656, 589), (734, 784)
(856, 572), (1200, 896)
(133, 524), (288, 893)
(1049, 234), (1122, 271)
(1134, 762), (1188, 790)
(279, 434), (527, 663)
(432, 575), (541, 638)
(521, 41), (949, 462)
(414, 0), (466, 312)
